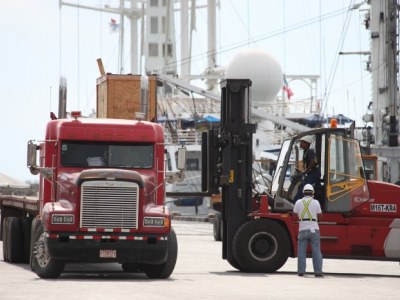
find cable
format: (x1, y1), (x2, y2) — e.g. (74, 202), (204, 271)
(319, 1), (354, 116)
(156, 5), (350, 73)
(77, 0), (80, 110)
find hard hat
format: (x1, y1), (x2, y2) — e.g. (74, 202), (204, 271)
(303, 184), (314, 193)
(300, 135), (314, 144)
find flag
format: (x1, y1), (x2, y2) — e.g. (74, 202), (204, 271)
(283, 74), (294, 100)
(109, 18), (120, 32)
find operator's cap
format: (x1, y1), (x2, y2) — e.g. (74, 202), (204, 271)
(303, 184), (314, 193)
(299, 135), (314, 144)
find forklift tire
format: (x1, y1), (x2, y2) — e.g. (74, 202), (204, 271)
(6, 217), (23, 263)
(142, 227), (178, 279)
(227, 257), (245, 272)
(213, 212), (222, 241)
(31, 223), (65, 278)
(232, 219), (290, 273)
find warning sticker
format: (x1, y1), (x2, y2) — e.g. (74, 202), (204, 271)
(370, 204), (397, 213)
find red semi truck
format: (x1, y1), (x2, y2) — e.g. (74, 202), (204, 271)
(1, 112), (181, 278)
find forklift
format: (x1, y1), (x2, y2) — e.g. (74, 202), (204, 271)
(202, 79), (400, 272)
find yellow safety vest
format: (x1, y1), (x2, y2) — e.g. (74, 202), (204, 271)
(300, 198), (316, 221)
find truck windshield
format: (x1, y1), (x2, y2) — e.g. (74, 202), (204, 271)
(60, 141), (154, 169)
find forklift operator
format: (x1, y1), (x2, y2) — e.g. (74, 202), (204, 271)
(294, 136), (321, 201)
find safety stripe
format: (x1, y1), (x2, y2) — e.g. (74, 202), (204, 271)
(80, 228), (133, 233)
(300, 198), (313, 221)
(45, 233), (168, 241)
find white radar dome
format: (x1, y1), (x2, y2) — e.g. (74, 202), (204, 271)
(225, 48), (283, 106)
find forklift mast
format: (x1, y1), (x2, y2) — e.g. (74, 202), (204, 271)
(203, 79), (256, 264)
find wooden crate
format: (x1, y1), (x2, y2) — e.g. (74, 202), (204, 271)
(96, 74), (157, 121)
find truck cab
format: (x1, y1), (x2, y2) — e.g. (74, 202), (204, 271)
(25, 115), (178, 278)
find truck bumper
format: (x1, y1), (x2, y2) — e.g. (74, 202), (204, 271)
(45, 234), (169, 264)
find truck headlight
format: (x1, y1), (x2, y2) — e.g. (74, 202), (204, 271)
(52, 214), (74, 224)
(144, 217), (165, 227)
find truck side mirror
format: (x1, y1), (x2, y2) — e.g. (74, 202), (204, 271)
(177, 146), (187, 170)
(27, 141), (40, 175)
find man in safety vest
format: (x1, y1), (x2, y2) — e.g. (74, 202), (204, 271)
(293, 184), (323, 277)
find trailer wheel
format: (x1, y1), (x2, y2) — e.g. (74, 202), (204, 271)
(21, 217), (32, 263)
(6, 217), (23, 263)
(2, 218), (9, 262)
(232, 219), (290, 273)
(31, 224), (64, 278)
(213, 212), (222, 241)
(142, 227), (178, 279)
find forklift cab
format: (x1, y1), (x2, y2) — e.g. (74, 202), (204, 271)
(270, 128), (370, 212)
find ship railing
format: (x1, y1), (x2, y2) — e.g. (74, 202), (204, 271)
(165, 129), (203, 145)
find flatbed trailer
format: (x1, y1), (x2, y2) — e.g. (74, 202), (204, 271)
(1, 195), (39, 215)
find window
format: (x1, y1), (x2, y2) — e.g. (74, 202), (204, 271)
(61, 141), (154, 169)
(162, 16), (166, 34)
(150, 16), (158, 34)
(163, 43), (173, 57)
(326, 134), (369, 212)
(150, 0), (158, 7)
(149, 43), (158, 57)
(165, 150), (172, 171)
(186, 158), (199, 171)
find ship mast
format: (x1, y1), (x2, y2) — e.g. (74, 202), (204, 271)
(369, 0), (400, 182)
(60, 0), (141, 74)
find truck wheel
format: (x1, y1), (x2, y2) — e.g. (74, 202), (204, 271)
(6, 217), (23, 263)
(31, 224), (64, 278)
(232, 219), (290, 273)
(121, 263), (140, 272)
(30, 218), (40, 269)
(142, 228), (178, 279)
(2, 218), (9, 262)
(213, 212), (222, 241)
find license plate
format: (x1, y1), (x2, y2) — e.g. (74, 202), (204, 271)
(99, 249), (117, 258)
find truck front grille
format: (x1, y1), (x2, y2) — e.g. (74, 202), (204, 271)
(80, 181), (139, 229)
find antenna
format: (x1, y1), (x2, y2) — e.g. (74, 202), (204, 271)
(49, 85), (52, 115)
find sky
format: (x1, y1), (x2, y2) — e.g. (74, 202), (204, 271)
(0, 0), (370, 182)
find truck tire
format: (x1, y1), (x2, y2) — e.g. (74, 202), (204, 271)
(6, 217), (23, 263)
(30, 218), (40, 269)
(21, 217), (32, 263)
(232, 219), (290, 273)
(142, 228), (178, 279)
(2, 218), (9, 262)
(213, 212), (222, 241)
(31, 223), (65, 278)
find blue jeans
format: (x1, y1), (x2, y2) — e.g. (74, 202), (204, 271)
(297, 229), (323, 274)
